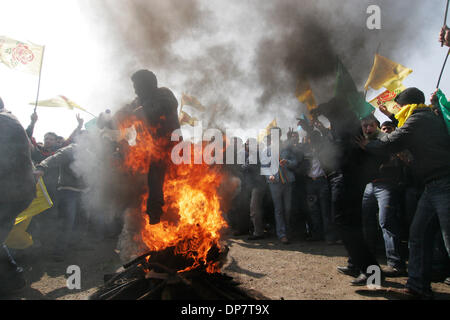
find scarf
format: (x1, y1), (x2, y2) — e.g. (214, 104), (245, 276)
(395, 104), (431, 128)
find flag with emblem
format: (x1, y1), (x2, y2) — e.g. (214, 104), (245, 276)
(369, 85), (406, 115)
(0, 36), (44, 75)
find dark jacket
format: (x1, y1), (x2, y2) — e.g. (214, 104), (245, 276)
(360, 131), (404, 185)
(0, 111), (36, 203)
(36, 144), (86, 191)
(141, 87), (181, 143)
(366, 108), (450, 184)
(239, 148), (265, 189)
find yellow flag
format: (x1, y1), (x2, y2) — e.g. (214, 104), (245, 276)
(0, 36), (44, 75)
(365, 54), (412, 92)
(30, 95), (87, 112)
(180, 93), (207, 112)
(296, 79), (318, 111)
(179, 110), (198, 126)
(5, 178), (53, 250)
(258, 119), (277, 143)
(369, 85), (406, 115)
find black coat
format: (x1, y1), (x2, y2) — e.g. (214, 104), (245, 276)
(366, 108), (450, 184)
(0, 111), (36, 203)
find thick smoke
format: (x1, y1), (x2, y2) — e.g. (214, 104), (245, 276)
(253, 0), (430, 110)
(71, 0), (432, 259)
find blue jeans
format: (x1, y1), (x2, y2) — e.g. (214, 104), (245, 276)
(54, 189), (82, 255)
(406, 176), (450, 295)
(268, 183), (293, 239)
(362, 182), (404, 269)
(306, 177), (337, 241)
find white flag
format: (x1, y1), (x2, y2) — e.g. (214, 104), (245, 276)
(0, 36), (44, 75)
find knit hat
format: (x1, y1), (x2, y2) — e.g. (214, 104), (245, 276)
(381, 121), (395, 129)
(394, 87), (425, 106)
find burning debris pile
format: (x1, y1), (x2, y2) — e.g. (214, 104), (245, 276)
(90, 116), (264, 300)
(89, 245), (265, 300)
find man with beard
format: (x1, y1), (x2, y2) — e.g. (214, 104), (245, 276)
(310, 96), (381, 286)
(0, 98), (36, 294)
(129, 70), (181, 225)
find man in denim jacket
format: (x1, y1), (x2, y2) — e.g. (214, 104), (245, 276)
(261, 127), (298, 244)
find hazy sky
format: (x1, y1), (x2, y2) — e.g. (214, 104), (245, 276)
(0, 0), (449, 141)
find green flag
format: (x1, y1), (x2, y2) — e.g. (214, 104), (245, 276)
(334, 58), (375, 119)
(436, 89), (450, 136)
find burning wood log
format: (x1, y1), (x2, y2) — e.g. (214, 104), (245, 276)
(90, 246), (267, 300)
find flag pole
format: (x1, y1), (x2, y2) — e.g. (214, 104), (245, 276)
(437, 48), (450, 89)
(437, 1), (450, 87)
(441, 0), (450, 47)
(81, 109), (98, 118)
(34, 45), (45, 113)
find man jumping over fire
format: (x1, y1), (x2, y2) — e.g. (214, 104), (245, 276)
(127, 69), (181, 225)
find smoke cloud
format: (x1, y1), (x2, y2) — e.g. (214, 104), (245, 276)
(70, 1), (433, 258)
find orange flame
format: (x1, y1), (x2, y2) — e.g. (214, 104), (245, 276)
(119, 116), (228, 273)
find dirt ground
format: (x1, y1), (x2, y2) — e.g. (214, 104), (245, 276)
(2, 232), (450, 300)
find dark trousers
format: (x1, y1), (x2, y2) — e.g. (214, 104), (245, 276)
(406, 176), (450, 295)
(0, 200), (33, 278)
(54, 190), (82, 255)
(146, 160), (167, 220)
(306, 177), (337, 241)
(329, 173), (379, 272)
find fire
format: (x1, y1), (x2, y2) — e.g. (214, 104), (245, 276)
(118, 116), (228, 273)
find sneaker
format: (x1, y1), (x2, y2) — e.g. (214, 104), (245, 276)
(280, 237), (290, 244)
(337, 266), (360, 278)
(444, 277), (450, 286)
(382, 265), (407, 277)
(351, 273), (369, 286)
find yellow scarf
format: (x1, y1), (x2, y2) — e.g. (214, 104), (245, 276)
(395, 104), (431, 128)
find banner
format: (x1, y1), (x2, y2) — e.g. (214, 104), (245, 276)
(179, 110), (198, 126)
(369, 85), (406, 115)
(365, 54), (412, 92)
(335, 58), (375, 119)
(180, 93), (207, 112)
(0, 36), (44, 75)
(258, 119), (277, 143)
(30, 95), (87, 112)
(5, 178), (53, 250)
(296, 79), (317, 118)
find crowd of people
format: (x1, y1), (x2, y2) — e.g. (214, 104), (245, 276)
(226, 85), (450, 299)
(0, 29), (449, 300)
